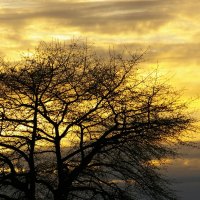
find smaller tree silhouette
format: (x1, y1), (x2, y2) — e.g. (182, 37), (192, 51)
(0, 40), (193, 200)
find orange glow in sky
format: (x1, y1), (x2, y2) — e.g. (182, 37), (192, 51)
(1, 1), (200, 198)
(1, 0), (200, 97)
(1, 0), (200, 118)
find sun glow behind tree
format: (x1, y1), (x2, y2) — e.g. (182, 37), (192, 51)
(0, 40), (194, 200)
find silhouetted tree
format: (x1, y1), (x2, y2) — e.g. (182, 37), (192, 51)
(0, 41), (193, 200)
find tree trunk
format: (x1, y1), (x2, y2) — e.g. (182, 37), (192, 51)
(28, 97), (38, 200)
(54, 129), (70, 200)
(54, 188), (69, 200)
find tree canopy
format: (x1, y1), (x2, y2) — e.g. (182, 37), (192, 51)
(0, 41), (193, 200)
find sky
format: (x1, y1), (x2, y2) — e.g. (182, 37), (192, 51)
(1, 0), (200, 199)
(1, 0), (200, 96)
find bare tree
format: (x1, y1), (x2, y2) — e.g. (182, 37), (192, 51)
(0, 40), (193, 200)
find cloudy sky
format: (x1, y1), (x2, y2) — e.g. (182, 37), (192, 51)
(1, 0), (200, 96)
(1, 0), (200, 199)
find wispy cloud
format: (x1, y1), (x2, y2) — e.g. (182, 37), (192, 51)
(0, 0), (200, 98)
(0, 1), (175, 34)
